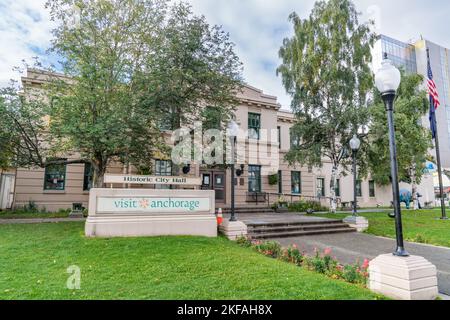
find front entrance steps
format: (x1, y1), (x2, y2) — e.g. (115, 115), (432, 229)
(246, 219), (356, 240)
(221, 206), (275, 215)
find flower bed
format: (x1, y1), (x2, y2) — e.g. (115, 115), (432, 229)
(237, 237), (369, 287)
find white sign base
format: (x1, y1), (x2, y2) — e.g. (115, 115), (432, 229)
(85, 189), (217, 238)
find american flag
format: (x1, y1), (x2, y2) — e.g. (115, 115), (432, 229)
(428, 59), (440, 109)
(428, 52), (439, 139)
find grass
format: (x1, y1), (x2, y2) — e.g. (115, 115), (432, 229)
(0, 211), (71, 219)
(0, 222), (382, 300)
(313, 209), (450, 248)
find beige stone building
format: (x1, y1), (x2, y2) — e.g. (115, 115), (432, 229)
(0, 69), (435, 212)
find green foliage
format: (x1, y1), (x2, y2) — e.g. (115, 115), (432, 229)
(141, 3), (243, 130)
(0, 85), (52, 169)
(253, 241), (283, 259)
(289, 200), (328, 213)
(237, 239), (370, 287)
(3, 0), (242, 185)
(277, 0), (375, 168)
(44, 0), (173, 185)
(280, 245), (304, 266)
(367, 71), (432, 185)
(341, 263), (368, 284)
(23, 201), (39, 213)
(277, 0), (376, 212)
(268, 174), (278, 186)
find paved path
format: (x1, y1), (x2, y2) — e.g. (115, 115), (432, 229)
(0, 218), (85, 224)
(275, 232), (450, 295)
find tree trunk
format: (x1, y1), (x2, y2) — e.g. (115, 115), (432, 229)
(330, 165), (338, 213)
(92, 160), (107, 188)
(411, 165), (418, 210)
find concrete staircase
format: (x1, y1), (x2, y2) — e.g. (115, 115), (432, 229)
(221, 206), (275, 215)
(247, 219), (356, 240)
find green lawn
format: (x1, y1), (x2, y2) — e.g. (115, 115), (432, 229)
(0, 222), (381, 300)
(0, 211), (71, 219)
(315, 209), (450, 248)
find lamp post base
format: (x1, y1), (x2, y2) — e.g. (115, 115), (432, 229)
(219, 219), (248, 241)
(393, 246), (410, 257)
(343, 216), (368, 232)
(369, 254), (438, 300)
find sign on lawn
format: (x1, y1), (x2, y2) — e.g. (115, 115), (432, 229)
(85, 189), (217, 238)
(96, 196), (211, 214)
(104, 174), (202, 186)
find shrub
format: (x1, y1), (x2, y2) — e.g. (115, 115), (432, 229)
(280, 245), (303, 266)
(24, 201), (39, 213)
(253, 241), (282, 258)
(268, 174), (278, 186)
(236, 240), (370, 288)
(341, 263), (368, 285)
(236, 236), (252, 248)
(289, 200), (328, 213)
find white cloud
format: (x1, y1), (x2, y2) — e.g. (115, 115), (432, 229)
(0, 0), (55, 86)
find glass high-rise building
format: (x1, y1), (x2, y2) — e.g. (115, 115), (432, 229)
(373, 35), (450, 168)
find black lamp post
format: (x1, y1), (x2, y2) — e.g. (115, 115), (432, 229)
(375, 55), (409, 257)
(349, 135), (361, 217)
(228, 120), (239, 222)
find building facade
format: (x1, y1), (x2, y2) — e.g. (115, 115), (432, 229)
(373, 34), (450, 168)
(2, 68), (436, 213)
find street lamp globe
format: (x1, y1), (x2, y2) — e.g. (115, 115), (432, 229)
(349, 135), (361, 152)
(375, 57), (401, 94)
(227, 119), (239, 138)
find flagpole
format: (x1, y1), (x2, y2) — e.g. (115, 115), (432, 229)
(427, 48), (448, 220)
(434, 124), (448, 219)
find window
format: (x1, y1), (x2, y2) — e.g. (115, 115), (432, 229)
(83, 163), (93, 191)
(291, 171), (301, 194)
(290, 128), (300, 148)
(356, 180), (362, 197)
(278, 170), (283, 194)
(248, 113), (261, 140)
(316, 178), (325, 197)
(248, 165), (262, 193)
(369, 180), (376, 198)
(335, 179), (341, 197)
(44, 160), (66, 191)
(277, 126), (281, 149)
(155, 160), (172, 190)
(155, 160), (172, 176)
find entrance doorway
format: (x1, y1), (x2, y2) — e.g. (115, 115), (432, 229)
(201, 171), (226, 204)
(0, 174), (15, 210)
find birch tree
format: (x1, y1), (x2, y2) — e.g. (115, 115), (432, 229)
(277, 0), (375, 212)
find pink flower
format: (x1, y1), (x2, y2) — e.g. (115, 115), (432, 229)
(324, 248), (332, 256)
(362, 259), (370, 269)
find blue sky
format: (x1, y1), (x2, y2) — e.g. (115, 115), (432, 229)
(1, 0), (450, 108)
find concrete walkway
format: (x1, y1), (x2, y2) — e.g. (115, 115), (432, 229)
(275, 232), (450, 295)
